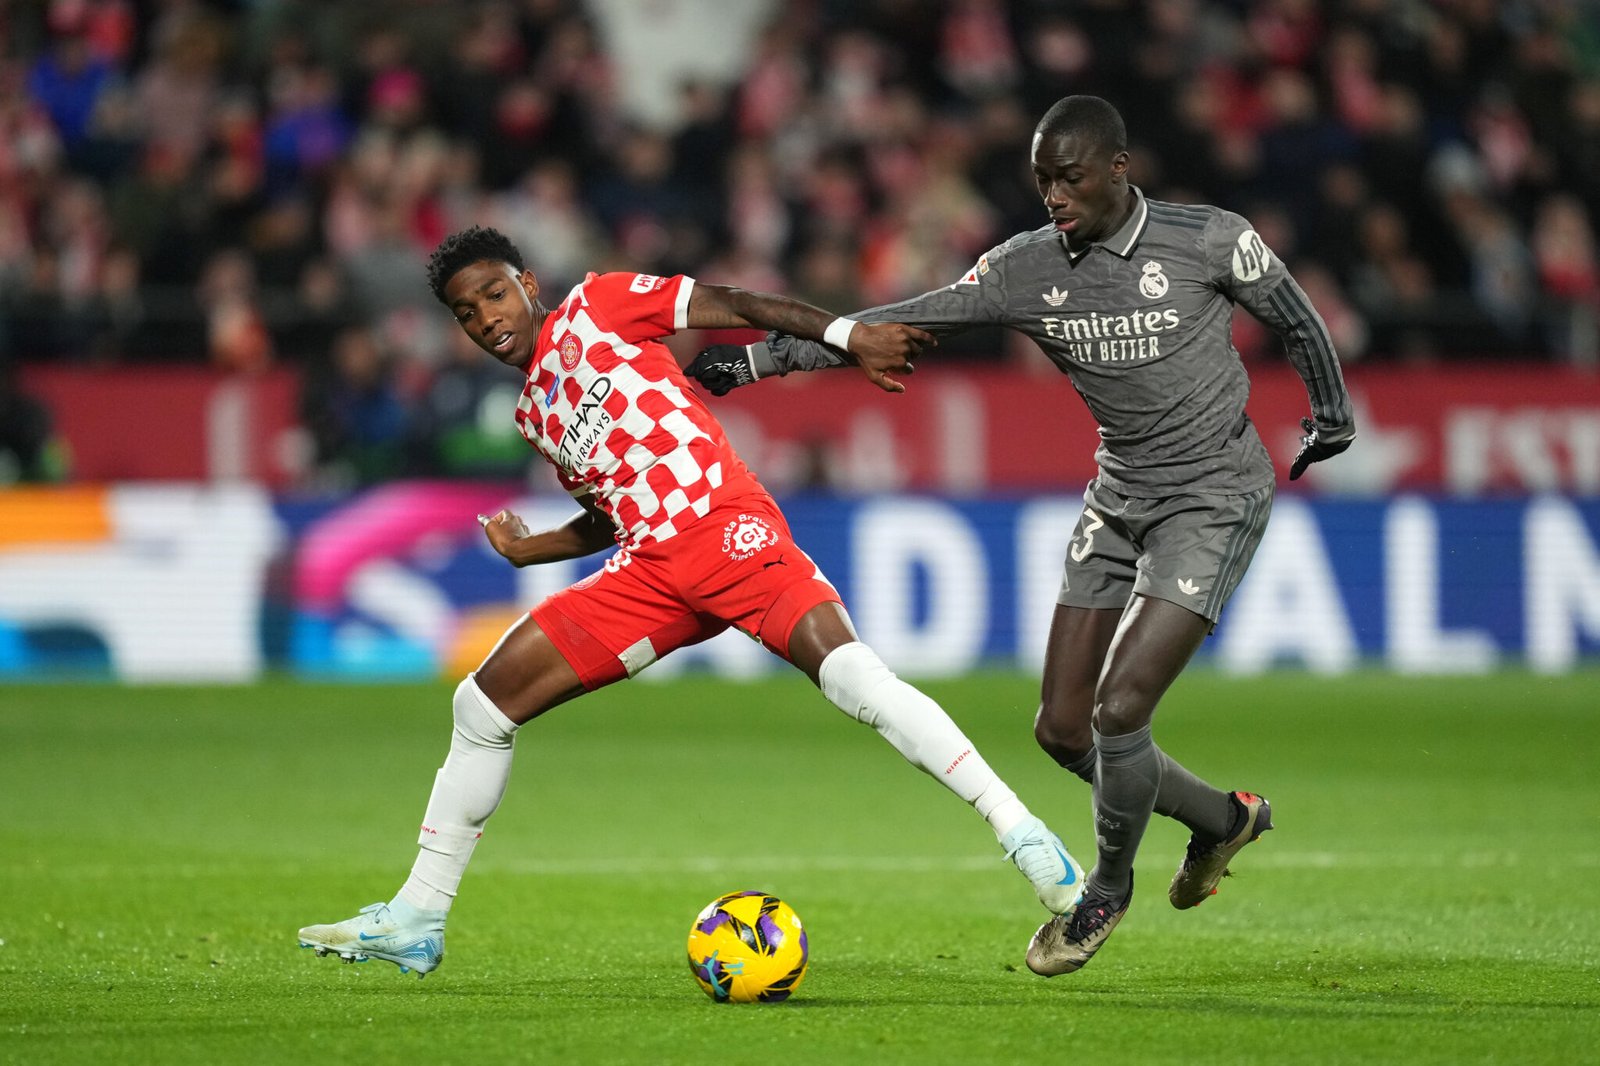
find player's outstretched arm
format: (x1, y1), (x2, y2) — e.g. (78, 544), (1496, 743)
(687, 283), (935, 394)
(477, 496), (614, 567)
(687, 269), (1005, 395)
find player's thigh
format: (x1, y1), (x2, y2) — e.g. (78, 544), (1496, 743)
(1093, 593), (1212, 736)
(1133, 485), (1273, 626)
(1038, 603), (1123, 739)
(786, 601), (858, 684)
(472, 614), (587, 725)
(529, 553), (724, 694)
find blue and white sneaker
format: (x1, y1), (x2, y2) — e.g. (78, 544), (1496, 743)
(1000, 816), (1086, 915)
(297, 900), (447, 978)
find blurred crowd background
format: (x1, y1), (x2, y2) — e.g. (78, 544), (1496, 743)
(2, 0), (1599, 487)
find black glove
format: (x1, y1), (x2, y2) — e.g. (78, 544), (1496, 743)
(686, 344), (760, 396)
(1289, 417), (1355, 480)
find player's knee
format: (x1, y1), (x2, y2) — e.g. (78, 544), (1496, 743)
(1090, 692), (1155, 738)
(818, 641), (896, 725)
(453, 675), (518, 749)
(1033, 705), (1093, 768)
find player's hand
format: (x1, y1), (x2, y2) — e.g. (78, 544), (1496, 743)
(478, 509), (531, 558)
(686, 345), (759, 396)
(849, 322), (936, 394)
(1288, 417), (1356, 480)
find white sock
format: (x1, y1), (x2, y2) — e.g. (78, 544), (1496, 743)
(818, 641), (1030, 841)
(396, 675), (519, 912)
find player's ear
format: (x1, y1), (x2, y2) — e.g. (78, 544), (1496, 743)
(518, 269), (540, 303)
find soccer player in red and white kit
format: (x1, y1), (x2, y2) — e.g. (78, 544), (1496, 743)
(296, 226), (1085, 977)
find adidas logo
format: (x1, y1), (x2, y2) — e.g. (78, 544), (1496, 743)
(1178, 578), (1199, 596)
(1042, 286), (1069, 307)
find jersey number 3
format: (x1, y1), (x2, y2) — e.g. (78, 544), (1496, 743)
(1070, 508), (1104, 563)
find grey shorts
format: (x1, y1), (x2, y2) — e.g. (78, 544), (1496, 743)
(1056, 479), (1274, 625)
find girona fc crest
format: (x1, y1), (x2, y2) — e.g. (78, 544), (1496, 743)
(559, 335), (582, 371)
(722, 514), (780, 560)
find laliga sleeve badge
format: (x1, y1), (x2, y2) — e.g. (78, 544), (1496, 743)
(953, 254), (989, 287)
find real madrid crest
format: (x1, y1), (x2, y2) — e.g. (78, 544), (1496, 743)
(1139, 260), (1169, 299)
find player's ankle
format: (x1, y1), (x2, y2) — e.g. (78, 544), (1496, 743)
(393, 886), (452, 916)
(1221, 792), (1250, 840)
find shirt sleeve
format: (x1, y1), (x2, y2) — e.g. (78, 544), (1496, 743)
(584, 272), (694, 343)
(761, 246), (1013, 375)
(1207, 212), (1355, 431)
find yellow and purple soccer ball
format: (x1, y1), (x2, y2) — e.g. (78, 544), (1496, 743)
(686, 891), (808, 1003)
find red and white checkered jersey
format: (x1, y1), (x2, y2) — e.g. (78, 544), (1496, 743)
(514, 271), (758, 549)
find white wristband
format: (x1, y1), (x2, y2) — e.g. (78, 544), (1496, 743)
(823, 317), (858, 351)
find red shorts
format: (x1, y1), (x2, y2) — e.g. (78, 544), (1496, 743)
(531, 492), (842, 690)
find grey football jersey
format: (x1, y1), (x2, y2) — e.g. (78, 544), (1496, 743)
(764, 187), (1353, 497)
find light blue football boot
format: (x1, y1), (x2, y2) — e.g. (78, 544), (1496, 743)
(1000, 816), (1087, 915)
(297, 900), (447, 978)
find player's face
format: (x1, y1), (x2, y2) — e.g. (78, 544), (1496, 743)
(444, 260), (542, 371)
(1032, 130), (1130, 246)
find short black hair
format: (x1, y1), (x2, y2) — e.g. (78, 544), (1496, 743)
(1035, 96), (1127, 158)
(426, 225), (526, 304)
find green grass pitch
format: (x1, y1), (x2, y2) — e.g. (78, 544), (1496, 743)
(2, 669), (1597, 1064)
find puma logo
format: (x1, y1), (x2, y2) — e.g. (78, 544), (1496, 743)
(762, 555), (786, 570)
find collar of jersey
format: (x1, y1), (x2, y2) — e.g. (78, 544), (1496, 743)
(1062, 185), (1150, 262)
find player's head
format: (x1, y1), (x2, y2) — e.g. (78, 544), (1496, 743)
(428, 226), (542, 370)
(1031, 96), (1131, 246)
(427, 225), (526, 303)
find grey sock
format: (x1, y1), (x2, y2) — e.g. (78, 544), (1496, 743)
(1067, 743), (1232, 841)
(1064, 748), (1097, 785)
(1151, 751), (1234, 842)
(1089, 725), (1161, 899)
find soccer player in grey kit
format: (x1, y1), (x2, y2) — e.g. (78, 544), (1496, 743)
(687, 95), (1357, 975)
